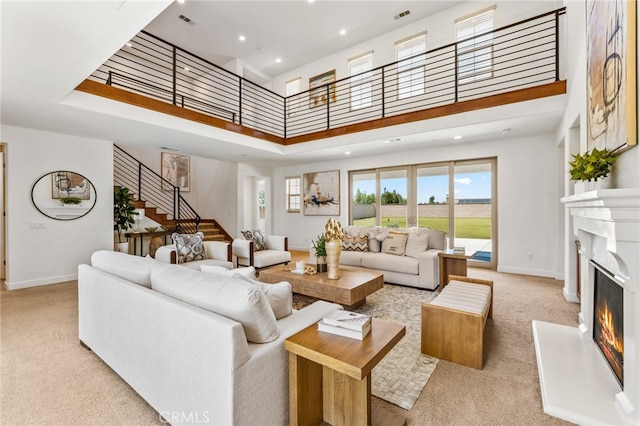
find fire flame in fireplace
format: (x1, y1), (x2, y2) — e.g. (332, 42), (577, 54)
(598, 302), (624, 354)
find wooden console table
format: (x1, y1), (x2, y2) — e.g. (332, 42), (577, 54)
(284, 318), (406, 426)
(438, 249), (477, 287)
(124, 230), (173, 256)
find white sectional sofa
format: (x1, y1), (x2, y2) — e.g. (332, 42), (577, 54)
(78, 250), (339, 426)
(339, 226), (447, 290)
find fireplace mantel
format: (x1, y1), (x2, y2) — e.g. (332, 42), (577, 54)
(532, 188), (639, 425)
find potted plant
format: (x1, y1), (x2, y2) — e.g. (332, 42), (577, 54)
(312, 233), (327, 273)
(569, 147), (616, 191)
(113, 186), (138, 252)
(59, 196), (82, 205)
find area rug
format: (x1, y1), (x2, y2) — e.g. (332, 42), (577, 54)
(293, 284), (439, 411)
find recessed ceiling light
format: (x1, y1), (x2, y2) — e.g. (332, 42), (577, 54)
(340, 29), (347, 36)
(238, 35), (246, 42)
(177, 0), (185, 3)
(345, 151), (351, 155)
(501, 128), (511, 135)
(307, 0), (314, 3)
(275, 58), (282, 63)
(183, 66), (189, 71)
(382, 140), (391, 144)
(453, 135), (462, 140)
(125, 42), (133, 47)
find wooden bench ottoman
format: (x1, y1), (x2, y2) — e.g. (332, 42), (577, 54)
(420, 275), (493, 369)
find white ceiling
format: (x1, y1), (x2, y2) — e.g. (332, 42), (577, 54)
(0, 1), (566, 167)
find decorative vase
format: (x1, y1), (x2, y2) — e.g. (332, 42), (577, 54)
(316, 256), (327, 273)
(325, 239), (342, 280)
(114, 242), (129, 253)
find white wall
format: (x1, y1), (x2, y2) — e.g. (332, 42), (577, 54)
(272, 132), (561, 278)
(117, 144), (238, 236)
(2, 125), (113, 289)
(269, 1), (559, 95)
(555, 0), (640, 301)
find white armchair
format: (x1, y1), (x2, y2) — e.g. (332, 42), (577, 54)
(232, 234), (291, 269)
(155, 240), (234, 270)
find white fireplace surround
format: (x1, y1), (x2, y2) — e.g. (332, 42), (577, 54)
(533, 188), (639, 425)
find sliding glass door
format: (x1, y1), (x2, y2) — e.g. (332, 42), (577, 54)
(453, 161), (494, 266)
(349, 157), (496, 269)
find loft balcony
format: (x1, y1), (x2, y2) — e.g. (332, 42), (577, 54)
(76, 8), (567, 145)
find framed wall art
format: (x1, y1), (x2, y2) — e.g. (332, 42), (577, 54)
(309, 69), (337, 108)
(161, 152), (190, 192)
(303, 170), (340, 216)
(51, 171), (91, 200)
(586, 0), (637, 152)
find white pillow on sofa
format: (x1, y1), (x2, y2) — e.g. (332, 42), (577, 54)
(405, 234), (429, 258)
(232, 274), (292, 320)
(151, 265), (278, 343)
(201, 265), (256, 279)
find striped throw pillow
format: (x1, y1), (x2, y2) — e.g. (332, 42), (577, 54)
(342, 235), (368, 252)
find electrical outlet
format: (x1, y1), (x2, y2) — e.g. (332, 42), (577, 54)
(29, 222), (46, 230)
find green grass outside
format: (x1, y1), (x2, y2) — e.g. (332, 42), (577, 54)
(353, 217), (491, 239)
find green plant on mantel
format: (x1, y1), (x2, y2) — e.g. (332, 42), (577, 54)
(568, 147), (616, 182)
(60, 196), (82, 205)
(114, 186), (138, 243)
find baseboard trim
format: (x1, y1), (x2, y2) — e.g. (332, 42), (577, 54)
(5, 273), (78, 290)
(497, 266), (556, 278)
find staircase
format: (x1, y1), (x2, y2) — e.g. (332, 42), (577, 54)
(114, 145), (232, 242)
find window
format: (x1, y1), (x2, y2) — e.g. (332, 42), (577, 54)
(456, 7), (495, 84)
(285, 176), (301, 213)
(349, 52), (373, 110)
(349, 157), (497, 269)
(395, 34), (426, 99)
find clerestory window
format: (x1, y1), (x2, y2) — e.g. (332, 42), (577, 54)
(395, 33), (426, 99)
(349, 52), (373, 110)
(456, 6), (495, 84)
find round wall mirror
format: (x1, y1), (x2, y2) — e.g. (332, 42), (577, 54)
(31, 171), (97, 220)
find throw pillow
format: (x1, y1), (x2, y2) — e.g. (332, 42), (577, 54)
(368, 238), (381, 253)
(405, 234), (429, 259)
(382, 231), (409, 256)
(201, 265), (256, 279)
(233, 274), (293, 319)
(342, 235), (368, 252)
(171, 232), (205, 264)
(241, 229), (268, 251)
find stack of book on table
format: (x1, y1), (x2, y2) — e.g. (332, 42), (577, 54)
(317, 310), (372, 340)
(453, 246), (466, 254)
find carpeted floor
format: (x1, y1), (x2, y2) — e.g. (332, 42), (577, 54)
(1, 264), (579, 425)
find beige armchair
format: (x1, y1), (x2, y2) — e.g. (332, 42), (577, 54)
(232, 234), (291, 269)
(155, 240), (233, 270)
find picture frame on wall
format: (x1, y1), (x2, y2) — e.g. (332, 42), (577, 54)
(161, 152), (190, 192)
(51, 171), (90, 200)
(303, 170), (340, 216)
(586, 0), (637, 152)
(309, 69), (337, 109)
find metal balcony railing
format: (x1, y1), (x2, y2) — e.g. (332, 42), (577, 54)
(89, 7), (565, 140)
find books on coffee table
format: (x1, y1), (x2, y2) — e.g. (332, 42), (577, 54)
(317, 310), (372, 340)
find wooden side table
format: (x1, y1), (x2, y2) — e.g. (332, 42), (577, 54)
(284, 318), (406, 426)
(438, 249), (477, 288)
